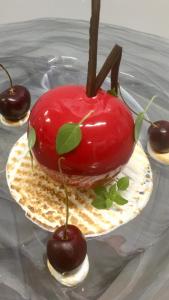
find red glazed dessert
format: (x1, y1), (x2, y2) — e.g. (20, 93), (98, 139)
(29, 85), (135, 188)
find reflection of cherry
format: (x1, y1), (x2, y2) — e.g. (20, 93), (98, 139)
(47, 224), (87, 273)
(148, 120), (169, 153)
(0, 64), (31, 121)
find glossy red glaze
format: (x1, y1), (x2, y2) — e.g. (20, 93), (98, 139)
(29, 85), (135, 176)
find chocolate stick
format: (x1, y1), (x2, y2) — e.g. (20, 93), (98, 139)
(86, 0), (101, 97)
(95, 44), (122, 93)
(111, 48), (122, 94)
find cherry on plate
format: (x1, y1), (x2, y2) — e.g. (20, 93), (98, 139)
(148, 120), (169, 154)
(47, 224), (87, 273)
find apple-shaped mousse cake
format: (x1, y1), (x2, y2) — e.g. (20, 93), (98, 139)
(29, 85), (135, 188)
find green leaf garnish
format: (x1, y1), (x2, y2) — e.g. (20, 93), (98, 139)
(28, 127), (36, 169)
(134, 112), (144, 142)
(94, 186), (108, 197)
(113, 193), (128, 205)
(28, 127), (36, 150)
(109, 184), (117, 195)
(27, 127), (36, 170)
(92, 195), (107, 209)
(92, 186), (108, 209)
(56, 123), (82, 155)
(106, 198), (113, 209)
(92, 176), (130, 209)
(134, 95), (157, 142)
(117, 176), (129, 191)
(107, 88), (118, 97)
(56, 110), (94, 155)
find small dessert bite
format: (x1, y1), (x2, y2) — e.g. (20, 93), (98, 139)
(47, 225), (89, 287)
(0, 64), (31, 126)
(46, 157), (89, 287)
(147, 120), (169, 165)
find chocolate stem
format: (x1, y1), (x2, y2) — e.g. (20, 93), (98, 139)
(95, 44), (122, 93)
(111, 48), (122, 94)
(58, 157), (69, 240)
(0, 64), (13, 90)
(86, 0), (101, 97)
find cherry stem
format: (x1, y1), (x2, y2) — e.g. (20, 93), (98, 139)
(27, 125), (34, 169)
(118, 84), (157, 127)
(79, 109), (95, 125)
(58, 157), (69, 240)
(0, 64), (13, 90)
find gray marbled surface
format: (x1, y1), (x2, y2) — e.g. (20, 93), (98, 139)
(0, 19), (169, 300)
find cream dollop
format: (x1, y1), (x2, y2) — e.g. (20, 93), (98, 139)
(0, 110), (30, 127)
(147, 142), (169, 165)
(47, 255), (89, 287)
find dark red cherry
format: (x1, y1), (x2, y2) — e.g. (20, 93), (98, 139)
(148, 120), (169, 153)
(0, 85), (31, 121)
(47, 224), (87, 273)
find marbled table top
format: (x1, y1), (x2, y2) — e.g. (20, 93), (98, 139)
(0, 18), (169, 300)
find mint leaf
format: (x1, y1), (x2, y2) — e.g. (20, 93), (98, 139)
(56, 123), (82, 155)
(94, 186), (106, 194)
(117, 176), (129, 191)
(134, 95), (157, 142)
(94, 186), (107, 197)
(92, 178), (129, 209)
(92, 186), (109, 209)
(28, 127), (36, 150)
(106, 198), (113, 209)
(114, 193), (128, 205)
(56, 110), (94, 155)
(92, 195), (107, 209)
(109, 184), (117, 195)
(134, 112), (144, 142)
